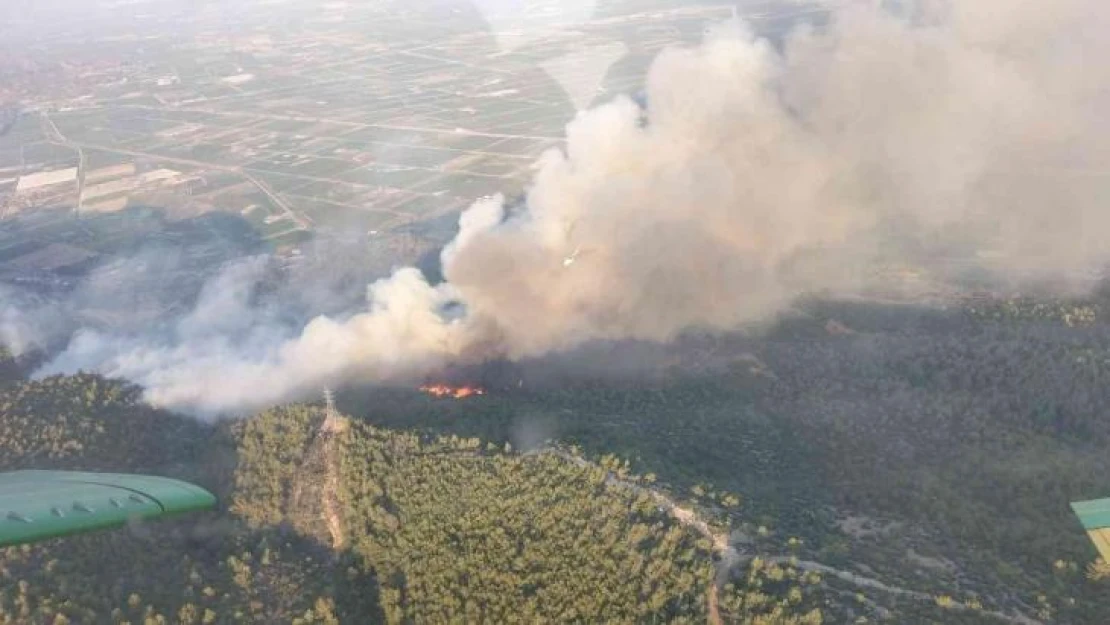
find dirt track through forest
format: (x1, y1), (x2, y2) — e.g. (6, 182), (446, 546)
(533, 447), (1041, 625)
(320, 411), (348, 550)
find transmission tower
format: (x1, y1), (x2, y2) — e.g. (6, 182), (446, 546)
(323, 387), (337, 420)
(320, 387), (347, 435)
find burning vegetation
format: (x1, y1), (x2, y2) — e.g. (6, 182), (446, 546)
(419, 384), (486, 399)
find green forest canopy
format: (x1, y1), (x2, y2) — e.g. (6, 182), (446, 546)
(3, 292), (1110, 622)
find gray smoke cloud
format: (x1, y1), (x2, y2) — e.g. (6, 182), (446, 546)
(0, 285), (54, 357)
(38, 0), (1110, 417)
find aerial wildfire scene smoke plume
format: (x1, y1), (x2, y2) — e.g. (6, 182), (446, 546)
(7, 0), (1110, 418)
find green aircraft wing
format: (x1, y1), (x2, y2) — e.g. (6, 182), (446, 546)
(1071, 497), (1110, 562)
(0, 470), (216, 547)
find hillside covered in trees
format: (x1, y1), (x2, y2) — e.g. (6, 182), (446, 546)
(0, 374), (829, 624)
(333, 293), (1110, 623)
(2, 292), (1110, 623)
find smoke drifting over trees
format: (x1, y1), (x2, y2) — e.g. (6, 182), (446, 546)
(35, 0), (1110, 416)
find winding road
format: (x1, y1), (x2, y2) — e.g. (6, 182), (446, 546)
(533, 446), (1042, 625)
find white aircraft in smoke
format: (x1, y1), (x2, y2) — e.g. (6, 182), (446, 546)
(562, 245), (600, 268)
(561, 220), (600, 268)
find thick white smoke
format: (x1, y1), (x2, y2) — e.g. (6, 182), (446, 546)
(39, 0), (1110, 416)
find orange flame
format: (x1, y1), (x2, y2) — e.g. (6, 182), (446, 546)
(419, 384), (486, 399)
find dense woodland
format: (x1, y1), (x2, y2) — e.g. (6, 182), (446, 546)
(2, 292), (1110, 623)
(233, 406), (718, 623)
(0, 373), (824, 624)
(334, 293), (1110, 623)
